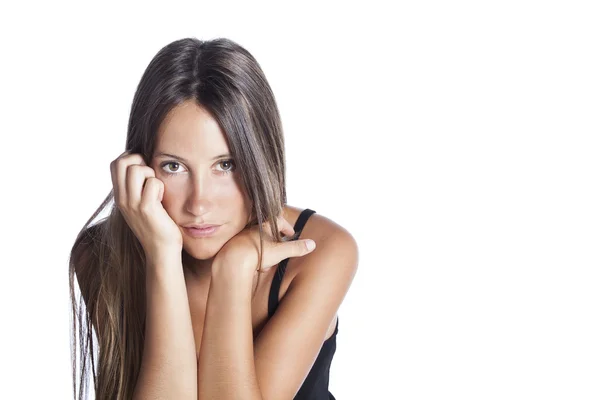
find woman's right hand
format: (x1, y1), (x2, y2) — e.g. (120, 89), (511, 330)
(110, 150), (183, 260)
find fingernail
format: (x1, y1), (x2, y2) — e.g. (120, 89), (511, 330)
(306, 240), (316, 251)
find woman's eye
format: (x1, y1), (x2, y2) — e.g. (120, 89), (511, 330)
(161, 162), (185, 174)
(217, 159), (236, 174)
(160, 160), (235, 176)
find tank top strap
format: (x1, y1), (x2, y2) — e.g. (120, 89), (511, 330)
(268, 208), (317, 318)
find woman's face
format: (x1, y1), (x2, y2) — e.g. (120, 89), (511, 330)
(151, 100), (252, 265)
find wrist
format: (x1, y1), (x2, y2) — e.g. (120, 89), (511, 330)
(145, 250), (182, 269)
(212, 254), (256, 282)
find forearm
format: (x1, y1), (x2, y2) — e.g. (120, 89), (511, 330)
(197, 259), (262, 400)
(133, 253), (197, 400)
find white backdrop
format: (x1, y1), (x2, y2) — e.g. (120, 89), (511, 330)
(1, 1), (599, 399)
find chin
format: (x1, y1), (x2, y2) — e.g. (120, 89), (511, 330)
(182, 242), (212, 259)
(192, 249), (219, 260)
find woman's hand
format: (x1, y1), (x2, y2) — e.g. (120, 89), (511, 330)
(214, 212), (316, 275)
(110, 150), (183, 260)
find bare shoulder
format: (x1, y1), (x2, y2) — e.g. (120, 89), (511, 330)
(252, 209), (358, 397)
(276, 205), (358, 339)
(282, 205), (359, 278)
(283, 205), (354, 240)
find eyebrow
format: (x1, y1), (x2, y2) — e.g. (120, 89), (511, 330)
(154, 152), (231, 164)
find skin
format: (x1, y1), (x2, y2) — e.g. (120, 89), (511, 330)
(104, 93), (356, 399)
(149, 99), (350, 387)
(151, 100), (253, 276)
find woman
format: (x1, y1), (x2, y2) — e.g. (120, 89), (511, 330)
(69, 37), (358, 400)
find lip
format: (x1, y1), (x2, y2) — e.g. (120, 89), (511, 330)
(184, 225), (220, 238)
(185, 223), (220, 229)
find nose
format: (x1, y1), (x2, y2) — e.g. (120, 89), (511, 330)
(185, 171), (214, 216)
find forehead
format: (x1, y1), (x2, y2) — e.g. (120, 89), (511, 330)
(155, 101), (229, 155)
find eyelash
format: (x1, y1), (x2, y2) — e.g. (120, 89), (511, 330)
(160, 159), (236, 176)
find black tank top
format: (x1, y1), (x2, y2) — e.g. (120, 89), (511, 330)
(268, 208), (339, 400)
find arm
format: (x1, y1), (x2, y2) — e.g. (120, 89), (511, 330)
(197, 259), (262, 399)
(197, 228), (358, 400)
(133, 252), (198, 400)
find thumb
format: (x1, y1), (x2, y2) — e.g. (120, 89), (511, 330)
(291, 239), (316, 257)
(260, 239), (317, 272)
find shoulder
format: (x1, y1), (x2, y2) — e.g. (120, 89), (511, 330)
(283, 205), (356, 243)
(71, 220), (111, 303)
(72, 221), (107, 265)
(284, 206), (359, 286)
(70, 220), (108, 335)
(252, 208), (358, 398)
(71, 222), (103, 274)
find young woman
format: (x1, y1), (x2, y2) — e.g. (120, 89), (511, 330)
(69, 37), (358, 400)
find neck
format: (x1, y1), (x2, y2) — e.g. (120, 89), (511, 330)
(182, 249), (214, 282)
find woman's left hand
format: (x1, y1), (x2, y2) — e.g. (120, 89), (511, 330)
(213, 212), (317, 275)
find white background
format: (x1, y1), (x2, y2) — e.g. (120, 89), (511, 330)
(1, 1), (599, 399)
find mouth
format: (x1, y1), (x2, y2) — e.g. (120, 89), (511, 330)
(183, 225), (220, 238)
(185, 223), (220, 229)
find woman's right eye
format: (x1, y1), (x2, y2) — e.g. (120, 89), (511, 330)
(160, 162), (186, 175)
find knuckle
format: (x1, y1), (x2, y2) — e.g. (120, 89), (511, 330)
(299, 241), (309, 252)
(125, 165), (139, 180)
(128, 202), (136, 211)
(139, 204), (151, 215)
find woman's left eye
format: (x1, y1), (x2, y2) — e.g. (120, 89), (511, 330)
(217, 159), (236, 174)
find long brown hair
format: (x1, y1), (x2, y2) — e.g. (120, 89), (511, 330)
(68, 37), (290, 400)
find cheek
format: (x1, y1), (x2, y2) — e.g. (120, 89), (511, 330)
(160, 181), (182, 206)
(217, 177), (247, 202)
(219, 179), (252, 222)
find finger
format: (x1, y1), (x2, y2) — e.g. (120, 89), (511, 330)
(257, 237), (316, 272)
(119, 154), (147, 202)
(140, 176), (163, 209)
(112, 152), (146, 207)
(277, 215), (295, 237)
(281, 238), (316, 261)
(126, 164), (156, 207)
